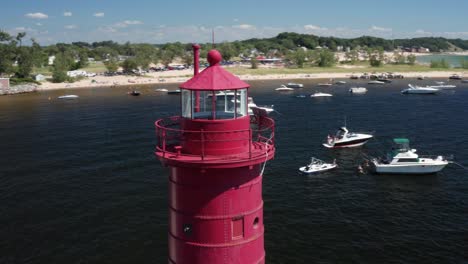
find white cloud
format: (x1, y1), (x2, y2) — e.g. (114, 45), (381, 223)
(370, 25), (392, 32)
(64, 25), (78, 29)
(94, 12), (105, 17)
(36, 23), (43, 26)
(63, 12), (72, 17)
(11, 27), (36, 33)
(111, 20), (144, 30)
(25, 12), (48, 19)
(233, 18), (239, 22)
(232, 24), (255, 30)
(304, 25), (322, 30)
(122, 20), (143, 25)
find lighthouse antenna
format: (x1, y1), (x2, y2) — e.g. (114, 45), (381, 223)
(212, 29), (215, 48)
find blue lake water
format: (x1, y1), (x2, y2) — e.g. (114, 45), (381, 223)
(1, 79), (467, 263)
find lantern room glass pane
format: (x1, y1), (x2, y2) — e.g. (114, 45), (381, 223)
(181, 89), (191, 118)
(192, 91), (214, 119)
(189, 90), (246, 120)
(214, 90), (235, 119)
(236, 89), (248, 117)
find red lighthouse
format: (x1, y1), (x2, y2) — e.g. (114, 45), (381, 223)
(155, 46), (275, 263)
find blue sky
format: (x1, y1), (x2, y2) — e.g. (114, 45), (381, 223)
(3, 0), (468, 45)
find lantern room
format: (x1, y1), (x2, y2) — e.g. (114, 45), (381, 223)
(180, 49), (250, 120)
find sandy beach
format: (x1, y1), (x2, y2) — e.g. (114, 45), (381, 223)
(35, 69), (467, 91)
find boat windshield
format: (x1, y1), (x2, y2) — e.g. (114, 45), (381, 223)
(392, 138), (410, 153)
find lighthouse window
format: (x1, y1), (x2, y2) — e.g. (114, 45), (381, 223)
(236, 89), (248, 117)
(253, 217), (259, 229)
(214, 90), (236, 119)
(182, 223), (192, 236)
(192, 91), (214, 119)
(232, 217), (244, 239)
(181, 89), (192, 118)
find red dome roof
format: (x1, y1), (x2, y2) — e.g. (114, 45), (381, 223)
(180, 49), (249, 91)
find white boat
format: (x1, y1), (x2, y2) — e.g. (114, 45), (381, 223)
(299, 157), (337, 174)
(449, 74), (462, 80)
(401, 84), (439, 94)
(247, 97), (274, 115)
(336, 81), (347, 85)
(371, 138), (449, 174)
(286, 83), (304, 88)
(58, 95), (79, 99)
(167, 90), (181, 94)
(368, 80), (385, 84)
(323, 126), (373, 148)
(275, 85), (294, 91)
(317, 83), (333, 87)
(155, 88), (169, 92)
(349, 87), (368, 94)
(429, 83), (456, 89)
(310, 92), (332, 97)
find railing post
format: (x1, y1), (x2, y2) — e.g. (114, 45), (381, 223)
(201, 129), (205, 161)
(162, 129), (167, 158)
(249, 129), (252, 158)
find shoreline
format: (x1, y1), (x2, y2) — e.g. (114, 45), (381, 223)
(34, 70), (467, 91)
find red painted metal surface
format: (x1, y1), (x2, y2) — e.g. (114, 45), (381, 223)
(192, 44), (200, 76)
(192, 44), (201, 112)
(156, 49), (275, 264)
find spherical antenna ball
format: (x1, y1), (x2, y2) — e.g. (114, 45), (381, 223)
(207, 49), (222, 65)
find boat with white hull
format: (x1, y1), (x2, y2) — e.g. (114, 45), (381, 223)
(401, 84), (439, 94)
(58, 95), (79, 99)
(299, 157), (337, 173)
(310, 92), (332, 97)
(286, 83), (303, 88)
(349, 87), (367, 94)
(247, 97), (274, 115)
(275, 85), (294, 91)
(230, 96), (274, 115)
(429, 83), (456, 89)
(323, 126), (373, 148)
(372, 138), (449, 174)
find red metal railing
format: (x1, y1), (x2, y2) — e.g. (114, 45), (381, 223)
(155, 116), (275, 161)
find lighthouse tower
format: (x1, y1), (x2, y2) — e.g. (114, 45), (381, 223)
(155, 46), (275, 264)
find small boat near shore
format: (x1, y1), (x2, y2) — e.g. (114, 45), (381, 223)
(449, 74), (462, 80)
(371, 138), (449, 174)
(128, 90), (141, 96)
(286, 83), (304, 88)
(167, 90), (181, 95)
(349, 87), (368, 94)
(299, 157), (337, 174)
(377, 79), (392, 83)
(336, 81), (347, 85)
(58, 95), (79, 99)
(368, 80), (385, 85)
(401, 84), (439, 94)
(317, 83), (333, 87)
(155, 88), (168, 92)
(310, 92), (332, 97)
(275, 85), (294, 91)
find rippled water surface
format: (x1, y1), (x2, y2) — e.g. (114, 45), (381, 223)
(1, 79), (467, 263)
